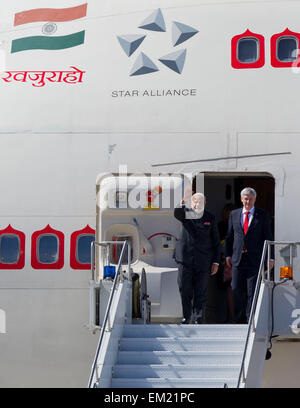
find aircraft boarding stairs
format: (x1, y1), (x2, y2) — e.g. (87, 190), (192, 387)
(111, 323), (247, 388)
(88, 241), (297, 388)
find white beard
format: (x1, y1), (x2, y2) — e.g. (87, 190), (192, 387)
(192, 208), (204, 218)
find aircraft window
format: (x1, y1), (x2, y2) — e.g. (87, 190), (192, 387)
(277, 37), (298, 62)
(76, 234), (94, 264)
(237, 38), (258, 63)
(37, 234), (59, 264)
(0, 234), (20, 264)
(70, 225), (95, 269)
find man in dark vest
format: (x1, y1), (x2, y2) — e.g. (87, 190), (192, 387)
(174, 192), (221, 324)
(225, 187), (274, 323)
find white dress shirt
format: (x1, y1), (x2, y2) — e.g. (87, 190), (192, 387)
(240, 206), (255, 229)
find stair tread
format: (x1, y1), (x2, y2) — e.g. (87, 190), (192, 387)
(123, 325), (247, 336)
(114, 364), (241, 367)
(118, 350), (243, 354)
(120, 339), (245, 351)
(121, 337), (246, 341)
(112, 376), (238, 380)
(117, 350), (243, 365)
(112, 377), (238, 381)
(111, 377), (238, 388)
(124, 325), (247, 328)
(113, 364), (241, 379)
(124, 325), (247, 331)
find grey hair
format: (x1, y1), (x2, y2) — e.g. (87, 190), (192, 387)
(192, 192), (206, 201)
(240, 187), (257, 197)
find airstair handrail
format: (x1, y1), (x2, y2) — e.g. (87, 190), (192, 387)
(237, 240), (268, 388)
(88, 240), (131, 388)
(237, 240), (300, 387)
(90, 240), (132, 282)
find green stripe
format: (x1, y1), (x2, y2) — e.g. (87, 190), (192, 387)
(11, 31), (85, 53)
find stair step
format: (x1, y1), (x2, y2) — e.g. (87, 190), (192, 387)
(123, 324), (247, 339)
(117, 350), (243, 365)
(120, 338), (245, 352)
(111, 377), (237, 388)
(113, 364), (240, 378)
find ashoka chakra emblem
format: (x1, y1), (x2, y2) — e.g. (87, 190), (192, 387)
(42, 23), (57, 35)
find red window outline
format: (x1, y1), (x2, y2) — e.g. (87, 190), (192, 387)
(31, 224), (64, 269)
(70, 225), (95, 270)
(231, 29), (265, 69)
(0, 225), (25, 269)
(271, 28), (300, 68)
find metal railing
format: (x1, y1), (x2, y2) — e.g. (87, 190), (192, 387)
(88, 240), (131, 388)
(90, 240), (132, 282)
(237, 240), (300, 387)
(88, 240), (132, 330)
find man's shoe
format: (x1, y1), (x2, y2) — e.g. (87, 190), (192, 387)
(194, 310), (203, 324)
(181, 318), (190, 324)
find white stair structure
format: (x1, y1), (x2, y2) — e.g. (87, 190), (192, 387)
(89, 270), (270, 388)
(88, 240), (277, 389)
(111, 324), (248, 388)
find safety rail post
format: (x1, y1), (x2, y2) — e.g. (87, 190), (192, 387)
(89, 240), (133, 331)
(88, 240), (131, 388)
(267, 242), (271, 282)
(290, 244), (294, 271)
(237, 240), (268, 388)
(89, 280), (100, 331)
(88, 241), (100, 331)
(128, 242), (132, 281)
(91, 240), (96, 282)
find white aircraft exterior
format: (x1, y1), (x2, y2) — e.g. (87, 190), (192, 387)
(0, 0), (300, 387)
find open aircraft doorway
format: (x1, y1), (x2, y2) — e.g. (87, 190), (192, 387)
(192, 172), (275, 324)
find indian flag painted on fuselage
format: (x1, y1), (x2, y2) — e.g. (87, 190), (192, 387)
(11, 3), (87, 53)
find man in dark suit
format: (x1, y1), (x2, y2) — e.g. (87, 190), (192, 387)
(225, 187), (274, 323)
(174, 192), (221, 324)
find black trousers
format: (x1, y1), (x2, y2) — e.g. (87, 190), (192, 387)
(231, 254), (259, 323)
(177, 264), (210, 320)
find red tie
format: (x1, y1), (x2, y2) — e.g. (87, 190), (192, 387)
(243, 211), (250, 235)
(243, 211), (250, 252)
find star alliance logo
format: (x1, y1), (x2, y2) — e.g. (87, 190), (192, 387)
(117, 8), (198, 76)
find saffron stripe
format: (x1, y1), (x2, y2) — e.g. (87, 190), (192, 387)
(11, 31), (85, 53)
(14, 3), (87, 26)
